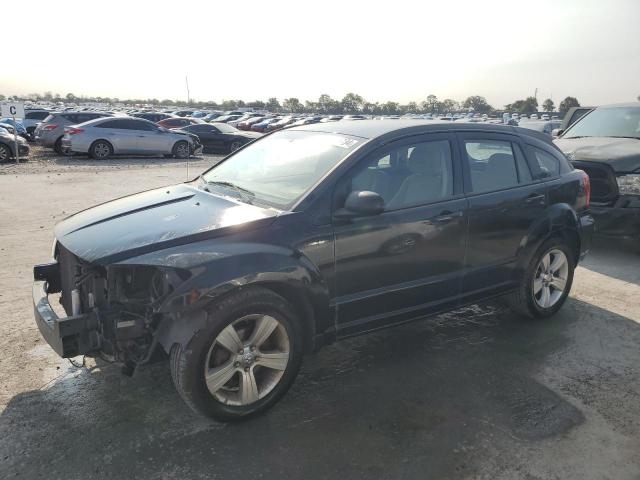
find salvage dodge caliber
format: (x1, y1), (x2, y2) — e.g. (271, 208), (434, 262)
(33, 121), (593, 421)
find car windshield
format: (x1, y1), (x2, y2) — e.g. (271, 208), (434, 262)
(564, 106), (640, 139)
(201, 130), (361, 209)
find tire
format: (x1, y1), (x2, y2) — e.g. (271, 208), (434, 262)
(508, 238), (575, 319)
(170, 286), (303, 422)
(0, 143), (11, 162)
(229, 141), (242, 153)
(53, 136), (65, 155)
(89, 140), (113, 160)
(173, 141), (190, 159)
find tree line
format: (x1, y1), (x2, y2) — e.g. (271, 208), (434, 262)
(0, 91), (585, 116)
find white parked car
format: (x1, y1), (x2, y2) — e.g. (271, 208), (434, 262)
(61, 117), (202, 159)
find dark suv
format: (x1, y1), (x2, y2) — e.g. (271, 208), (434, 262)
(33, 121), (593, 421)
(555, 103), (640, 238)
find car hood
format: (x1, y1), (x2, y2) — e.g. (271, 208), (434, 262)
(554, 136), (640, 173)
(54, 184), (279, 264)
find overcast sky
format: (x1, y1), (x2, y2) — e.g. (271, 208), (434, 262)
(2, 0), (639, 107)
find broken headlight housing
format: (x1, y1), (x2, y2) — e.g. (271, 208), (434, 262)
(616, 174), (640, 196)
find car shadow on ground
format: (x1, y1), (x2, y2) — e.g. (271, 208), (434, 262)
(0, 299), (636, 479)
(579, 235), (640, 286)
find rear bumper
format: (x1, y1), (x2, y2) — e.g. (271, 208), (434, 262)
(32, 264), (100, 358)
(591, 204), (640, 238)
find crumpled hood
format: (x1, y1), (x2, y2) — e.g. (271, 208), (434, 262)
(55, 184), (279, 264)
(554, 136), (640, 173)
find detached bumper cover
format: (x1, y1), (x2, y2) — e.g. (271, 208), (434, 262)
(32, 278), (100, 358)
(591, 205), (640, 238)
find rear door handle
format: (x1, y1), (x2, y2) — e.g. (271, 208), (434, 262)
(434, 210), (463, 223)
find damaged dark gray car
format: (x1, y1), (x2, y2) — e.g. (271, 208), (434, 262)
(33, 121), (593, 421)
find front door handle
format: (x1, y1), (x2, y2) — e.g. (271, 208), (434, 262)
(524, 194), (546, 206)
(434, 210), (463, 223)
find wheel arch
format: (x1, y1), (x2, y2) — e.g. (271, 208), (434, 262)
(90, 138), (115, 154)
(515, 202), (581, 274)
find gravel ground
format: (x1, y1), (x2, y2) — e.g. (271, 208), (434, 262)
(0, 148), (639, 479)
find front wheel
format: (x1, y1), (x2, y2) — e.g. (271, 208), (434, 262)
(170, 287), (303, 421)
(0, 144), (11, 161)
(508, 239), (575, 319)
(173, 141), (190, 159)
(229, 141), (242, 153)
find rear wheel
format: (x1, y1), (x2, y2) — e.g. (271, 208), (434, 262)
(89, 140), (113, 160)
(173, 141), (190, 159)
(509, 238), (575, 319)
(170, 287), (303, 421)
(229, 141), (242, 153)
(54, 136), (64, 155)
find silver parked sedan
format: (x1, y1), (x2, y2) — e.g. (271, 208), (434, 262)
(61, 117), (202, 159)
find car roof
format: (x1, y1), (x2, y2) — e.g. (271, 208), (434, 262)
(287, 119), (553, 143)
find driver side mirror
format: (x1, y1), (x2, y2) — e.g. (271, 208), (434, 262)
(551, 128), (564, 138)
(334, 191), (385, 219)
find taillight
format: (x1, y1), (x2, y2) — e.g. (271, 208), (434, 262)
(43, 124), (58, 131)
(65, 127), (84, 135)
(579, 169), (591, 208)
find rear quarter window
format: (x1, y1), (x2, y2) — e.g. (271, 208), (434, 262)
(531, 148), (560, 178)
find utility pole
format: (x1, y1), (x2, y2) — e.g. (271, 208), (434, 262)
(185, 76), (190, 104)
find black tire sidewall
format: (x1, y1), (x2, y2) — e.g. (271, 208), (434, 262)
(175, 288), (303, 421)
(522, 239), (575, 318)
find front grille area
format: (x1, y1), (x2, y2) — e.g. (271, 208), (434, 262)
(572, 161), (619, 205)
(57, 244), (106, 316)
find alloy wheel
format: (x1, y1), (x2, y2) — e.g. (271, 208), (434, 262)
(204, 314), (290, 406)
(0, 145), (9, 161)
(94, 142), (110, 158)
(533, 249), (569, 308)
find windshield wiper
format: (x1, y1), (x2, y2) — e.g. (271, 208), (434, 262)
(201, 178), (255, 203)
(607, 136), (640, 140)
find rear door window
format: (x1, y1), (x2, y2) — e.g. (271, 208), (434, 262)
(464, 140), (532, 193)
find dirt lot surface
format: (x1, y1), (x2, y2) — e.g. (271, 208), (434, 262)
(1, 148), (639, 479)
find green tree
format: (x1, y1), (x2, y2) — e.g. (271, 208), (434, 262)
(463, 95), (493, 114)
(440, 99), (459, 113)
(283, 97), (303, 113)
(423, 94), (438, 113)
(341, 93), (364, 113)
(0, 94), (5, 101)
(66, 93), (76, 102)
(265, 97), (281, 112)
(558, 96), (580, 115)
(542, 98), (555, 112)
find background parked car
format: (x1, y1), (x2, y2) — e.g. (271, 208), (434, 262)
(132, 112), (177, 123)
(20, 109), (51, 137)
(0, 128), (30, 161)
(175, 122), (261, 153)
(156, 117), (205, 129)
(34, 111), (114, 153)
(203, 111), (224, 122)
(212, 114), (243, 124)
(237, 116), (267, 130)
(61, 117), (201, 159)
(172, 110), (196, 117)
(519, 120), (562, 136)
(0, 119), (30, 141)
(252, 117), (282, 132)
